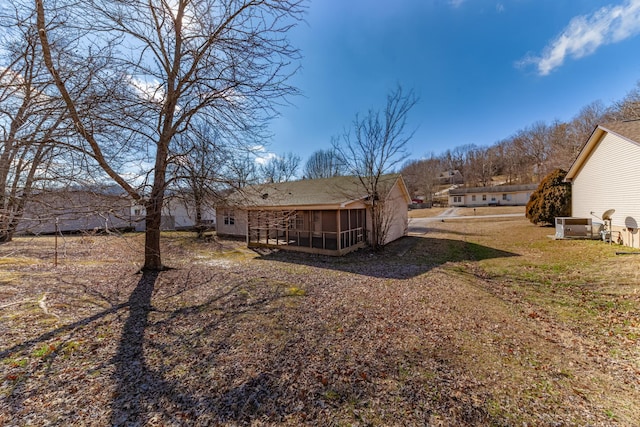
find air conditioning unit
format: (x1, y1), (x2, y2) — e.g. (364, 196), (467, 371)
(555, 217), (593, 239)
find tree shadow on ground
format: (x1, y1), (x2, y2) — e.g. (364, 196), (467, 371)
(108, 268), (291, 425)
(1, 256), (508, 425)
(107, 267), (499, 426)
(252, 236), (519, 279)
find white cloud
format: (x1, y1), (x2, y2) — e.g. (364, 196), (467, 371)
(521, 0), (640, 75)
(251, 145), (278, 165)
(496, 3), (505, 13)
(449, 0), (465, 8)
(128, 75), (165, 103)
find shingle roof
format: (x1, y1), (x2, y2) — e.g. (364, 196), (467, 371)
(223, 174), (403, 208)
(599, 120), (640, 143)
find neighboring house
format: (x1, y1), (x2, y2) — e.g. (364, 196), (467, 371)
(16, 188), (215, 235)
(448, 184), (537, 207)
(438, 170), (464, 185)
(216, 174), (411, 255)
(17, 188), (146, 235)
(163, 195), (216, 230)
(564, 120), (640, 248)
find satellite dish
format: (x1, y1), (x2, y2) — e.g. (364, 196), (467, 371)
(602, 209), (615, 221)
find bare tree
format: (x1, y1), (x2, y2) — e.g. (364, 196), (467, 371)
(463, 146), (497, 187)
(169, 120), (226, 238)
(258, 151), (301, 183)
(612, 82), (640, 121)
(303, 148), (346, 179)
(400, 155), (441, 203)
(34, 0), (304, 270)
(224, 153), (259, 189)
(0, 11), (68, 242)
(333, 85), (418, 249)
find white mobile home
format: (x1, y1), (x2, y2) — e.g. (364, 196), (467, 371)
(448, 184), (537, 207)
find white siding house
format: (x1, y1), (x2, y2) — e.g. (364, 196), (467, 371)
(448, 184), (537, 207)
(565, 120), (640, 248)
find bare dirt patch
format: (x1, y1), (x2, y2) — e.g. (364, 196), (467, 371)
(1, 223), (638, 425)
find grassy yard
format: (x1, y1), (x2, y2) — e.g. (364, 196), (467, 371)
(409, 205), (525, 218)
(0, 218), (639, 425)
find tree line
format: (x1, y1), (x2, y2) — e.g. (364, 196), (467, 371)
(400, 85), (640, 203)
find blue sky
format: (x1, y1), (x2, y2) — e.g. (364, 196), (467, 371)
(266, 0), (640, 165)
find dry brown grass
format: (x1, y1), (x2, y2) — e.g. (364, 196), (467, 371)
(1, 222), (638, 426)
(409, 205), (524, 218)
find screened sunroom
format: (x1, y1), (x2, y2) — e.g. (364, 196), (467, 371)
(246, 208), (367, 255)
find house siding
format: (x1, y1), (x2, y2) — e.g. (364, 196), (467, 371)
(383, 182), (409, 244)
(571, 132), (640, 247)
(449, 186), (535, 207)
(216, 208), (248, 238)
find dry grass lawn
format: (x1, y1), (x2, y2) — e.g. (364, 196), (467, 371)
(1, 217), (639, 426)
(409, 205), (525, 218)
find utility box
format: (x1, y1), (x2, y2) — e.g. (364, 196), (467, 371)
(555, 217), (593, 239)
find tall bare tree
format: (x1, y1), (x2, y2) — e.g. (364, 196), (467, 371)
(169, 119), (225, 238)
(33, 0), (304, 270)
(303, 148), (346, 179)
(0, 11), (68, 242)
(258, 151), (301, 183)
(400, 155), (441, 202)
(333, 85), (418, 249)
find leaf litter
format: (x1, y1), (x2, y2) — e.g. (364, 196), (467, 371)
(0, 224), (638, 426)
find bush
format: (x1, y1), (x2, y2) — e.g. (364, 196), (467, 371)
(526, 169), (571, 225)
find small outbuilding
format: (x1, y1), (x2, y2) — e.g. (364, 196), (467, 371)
(564, 120), (640, 248)
(216, 174), (411, 255)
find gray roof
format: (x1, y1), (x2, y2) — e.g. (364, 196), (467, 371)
(449, 184), (538, 196)
(599, 120), (640, 143)
(223, 174), (404, 208)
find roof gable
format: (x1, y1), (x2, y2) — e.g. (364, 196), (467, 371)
(566, 120), (640, 181)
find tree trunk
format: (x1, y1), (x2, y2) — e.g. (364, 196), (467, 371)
(194, 196), (205, 239)
(0, 232), (12, 244)
(143, 191), (164, 271)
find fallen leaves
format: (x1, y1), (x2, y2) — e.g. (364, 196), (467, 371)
(0, 230), (638, 425)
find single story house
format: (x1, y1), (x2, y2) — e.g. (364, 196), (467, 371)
(448, 184), (538, 207)
(16, 188), (215, 235)
(216, 174), (411, 255)
(163, 194), (216, 230)
(17, 188), (146, 235)
(564, 120), (640, 248)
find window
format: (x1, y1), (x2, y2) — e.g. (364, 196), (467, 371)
(482, 195), (487, 201)
(471, 195), (476, 202)
(502, 194), (508, 201)
(288, 213), (304, 230)
(223, 210), (235, 225)
(453, 196), (462, 203)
